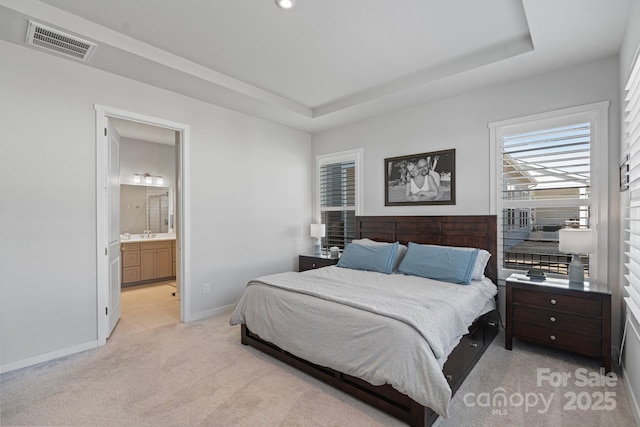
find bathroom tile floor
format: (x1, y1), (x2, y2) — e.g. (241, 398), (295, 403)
(110, 281), (180, 340)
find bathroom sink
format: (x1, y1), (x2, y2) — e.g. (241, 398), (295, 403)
(120, 233), (175, 242)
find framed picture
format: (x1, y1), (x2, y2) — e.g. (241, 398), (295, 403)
(385, 149), (455, 206)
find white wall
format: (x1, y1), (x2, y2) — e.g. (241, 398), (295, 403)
(120, 137), (176, 189)
(620, 0), (640, 421)
(312, 55), (622, 343)
(0, 40), (311, 369)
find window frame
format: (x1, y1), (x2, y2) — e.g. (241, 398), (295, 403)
(489, 102), (609, 282)
(314, 148), (364, 248)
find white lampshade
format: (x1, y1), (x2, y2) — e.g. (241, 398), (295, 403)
(310, 223), (326, 238)
(559, 228), (594, 254)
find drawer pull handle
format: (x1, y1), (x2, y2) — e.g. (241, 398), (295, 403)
(550, 299), (557, 305)
(550, 317), (556, 323)
(312, 263), (317, 267)
(488, 322), (497, 327)
(469, 342), (479, 348)
(550, 335), (556, 341)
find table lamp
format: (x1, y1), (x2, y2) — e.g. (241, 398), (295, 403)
(310, 223), (326, 256)
(559, 228), (594, 284)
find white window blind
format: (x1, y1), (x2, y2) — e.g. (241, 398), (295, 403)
(625, 49), (640, 323)
(320, 160), (355, 249)
(316, 149), (362, 250)
(498, 121), (592, 276)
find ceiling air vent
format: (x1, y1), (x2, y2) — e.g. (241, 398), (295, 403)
(25, 21), (96, 62)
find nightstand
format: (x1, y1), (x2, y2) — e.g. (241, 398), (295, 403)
(505, 273), (611, 372)
(298, 254), (339, 272)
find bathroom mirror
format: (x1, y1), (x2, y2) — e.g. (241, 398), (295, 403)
(120, 184), (173, 234)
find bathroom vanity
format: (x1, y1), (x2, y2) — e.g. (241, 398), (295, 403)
(121, 236), (176, 287)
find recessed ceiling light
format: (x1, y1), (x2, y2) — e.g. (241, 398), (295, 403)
(276, 0), (295, 10)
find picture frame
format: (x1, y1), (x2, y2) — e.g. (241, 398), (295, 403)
(385, 149), (456, 206)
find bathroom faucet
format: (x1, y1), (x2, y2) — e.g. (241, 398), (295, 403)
(144, 229), (151, 238)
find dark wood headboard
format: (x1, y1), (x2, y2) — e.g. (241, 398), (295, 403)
(355, 215), (497, 284)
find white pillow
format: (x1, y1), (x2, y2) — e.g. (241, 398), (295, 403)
(350, 238), (408, 270)
(472, 249), (491, 281)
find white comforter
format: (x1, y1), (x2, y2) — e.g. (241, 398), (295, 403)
(229, 266), (497, 417)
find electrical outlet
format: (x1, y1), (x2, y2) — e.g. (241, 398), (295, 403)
(203, 283), (210, 294)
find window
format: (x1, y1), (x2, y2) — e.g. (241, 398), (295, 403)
(490, 102), (609, 281)
(316, 149), (363, 249)
(625, 50), (640, 323)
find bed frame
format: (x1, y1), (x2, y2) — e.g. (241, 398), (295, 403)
(241, 215), (498, 426)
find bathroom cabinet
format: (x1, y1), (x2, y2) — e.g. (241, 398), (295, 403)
(122, 242), (141, 284)
(122, 240), (175, 287)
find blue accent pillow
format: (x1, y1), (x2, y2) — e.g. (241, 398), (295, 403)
(337, 241), (399, 274)
(397, 242), (479, 285)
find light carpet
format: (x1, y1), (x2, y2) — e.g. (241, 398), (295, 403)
(1, 308), (636, 426)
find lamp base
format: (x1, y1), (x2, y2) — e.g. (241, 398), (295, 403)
(567, 254), (585, 283)
(313, 238), (322, 256)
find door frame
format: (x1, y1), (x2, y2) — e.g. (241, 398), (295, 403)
(95, 104), (191, 346)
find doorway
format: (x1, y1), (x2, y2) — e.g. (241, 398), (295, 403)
(95, 104), (191, 346)
(111, 117), (178, 339)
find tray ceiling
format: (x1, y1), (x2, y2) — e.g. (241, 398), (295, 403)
(0, 0), (632, 132)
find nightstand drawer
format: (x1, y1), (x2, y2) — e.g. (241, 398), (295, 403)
(512, 321), (601, 356)
(512, 306), (601, 336)
(512, 288), (601, 316)
(299, 255), (339, 272)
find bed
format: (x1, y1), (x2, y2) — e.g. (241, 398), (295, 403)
(230, 215), (498, 426)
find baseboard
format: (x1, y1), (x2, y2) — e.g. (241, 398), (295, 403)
(186, 304), (234, 322)
(623, 365), (640, 427)
(0, 340), (98, 374)
(623, 314), (640, 427)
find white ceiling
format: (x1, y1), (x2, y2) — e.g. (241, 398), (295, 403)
(0, 0), (633, 135)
